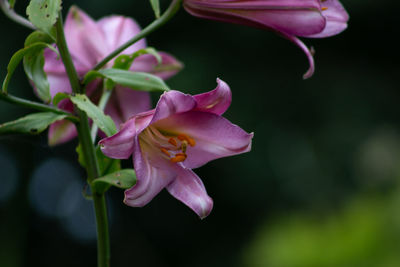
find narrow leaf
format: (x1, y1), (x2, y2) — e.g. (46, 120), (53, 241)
(113, 47), (162, 70)
(84, 69), (170, 92)
(53, 92), (69, 106)
(23, 46), (51, 103)
(0, 112), (66, 135)
(149, 0), (160, 18)
(76, 144), (121, 176)
(8, 0), (16, 9)
(2, 42), (49, 96)
(26, 0), (62, 38)
(24, 30), (54, 46)
(91, 169), (136, 194)
(69, 94), (117, 137)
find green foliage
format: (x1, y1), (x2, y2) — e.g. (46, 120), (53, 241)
(69, 94), (117, 137)
(23, 46), (51, 103)
(0, 112), (66, 135)
(149, 0), (160, 18)
(113, 47), (162, 71)
(243, 196), (400, 267)
(91, 169), (137, 194)
(26, 0), (62, 39)
(2, 31), (55, 103)
(76, 145), (121, 177)
(84, 69), (170, 92)
(8, 0), (16, 9)
(52, 92), (69, 106)
(24, 30), (54, 46)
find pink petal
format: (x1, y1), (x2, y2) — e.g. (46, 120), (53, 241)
(124, 136), (176, 207)
(48, 119), (77, 146)
(97, 15), (147, 55)
(150, 91), (197, 123)
(193, 78), (231, 115)
(99, 117), (137, 159)
(184, 0), (326, 36)
(131, 52), (183, 80)
(64, 6), (108, 69)
(305, 0), (349, 38)
(153, 111), (253, 169)
(47, 99), (76, 146)
(166, 165), (213, 219)
(105, 86), (151, 129)
(279, 33), (315, 79)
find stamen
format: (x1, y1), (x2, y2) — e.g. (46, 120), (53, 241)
(168, 137), (178, 147)
(170, 153), (187, 163)
(177, 134), (196, 147)
(321, 7), (328, 10)
(181, 140), (188, 153)
(160, 148), (171, 157)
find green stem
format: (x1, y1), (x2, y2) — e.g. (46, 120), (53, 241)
(0, 0), (35, 30)
(55, 14), (110, 267)
(92, 0), (182, 71)
(91, 87), (113, 142)
(0, 92), (79, 122)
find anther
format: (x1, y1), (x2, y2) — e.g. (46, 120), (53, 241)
(161, 148), (171, 157)
(170, 153), (187, 163)
(177, 134), (196, 147)
(321, 7), (328, 10)
(168, 138), (178, 147)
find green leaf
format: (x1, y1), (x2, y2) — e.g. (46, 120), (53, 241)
(2, 31), (55, 101)
(84, 69), (170, 92)
(24, 30), (54, 46)
(76, 144), (120, 176)
(53, 92), (69, 106)
(23, 45), (51, 103)
(0, 112), (66, 135)
(149, 0), (160, 18)
(91, 169), (136, 194)
(69, 94), (117, 137)
(2, 42), (50, 98)
(97, 147), (121, 175)
(8, 0), (16, 9)
(113, 47), (162, 71)
(26, 0), (62, 38)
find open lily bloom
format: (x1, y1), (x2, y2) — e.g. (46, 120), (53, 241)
(183, 0), (349, 78)
(42, 6), (182, 145)
(99, 79), (253, 218)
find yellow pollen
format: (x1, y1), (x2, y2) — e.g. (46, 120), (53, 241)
(168, 137), (178, 146)
(177, 134), (196, 147)
(160, 148), (171, 157)
(321, 7), (328, 10)
(170, 153), (187, 163)
(181, 140), (188, 153)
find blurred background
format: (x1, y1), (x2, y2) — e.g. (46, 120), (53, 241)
(1, 0), (400, 266)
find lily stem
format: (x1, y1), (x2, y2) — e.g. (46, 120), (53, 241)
(92, 0), (182, 71)
(55, 13), (110, 267)
(0, 92), (79, 123)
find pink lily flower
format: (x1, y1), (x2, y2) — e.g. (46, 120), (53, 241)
(183, 0), (349, 78)
(42, 6), (182, 145)
(99, 79), (253, 218)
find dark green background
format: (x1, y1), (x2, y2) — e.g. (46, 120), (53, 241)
(1, 0), (400, 266)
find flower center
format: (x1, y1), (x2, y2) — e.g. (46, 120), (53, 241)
(140, 126), (196, 163)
